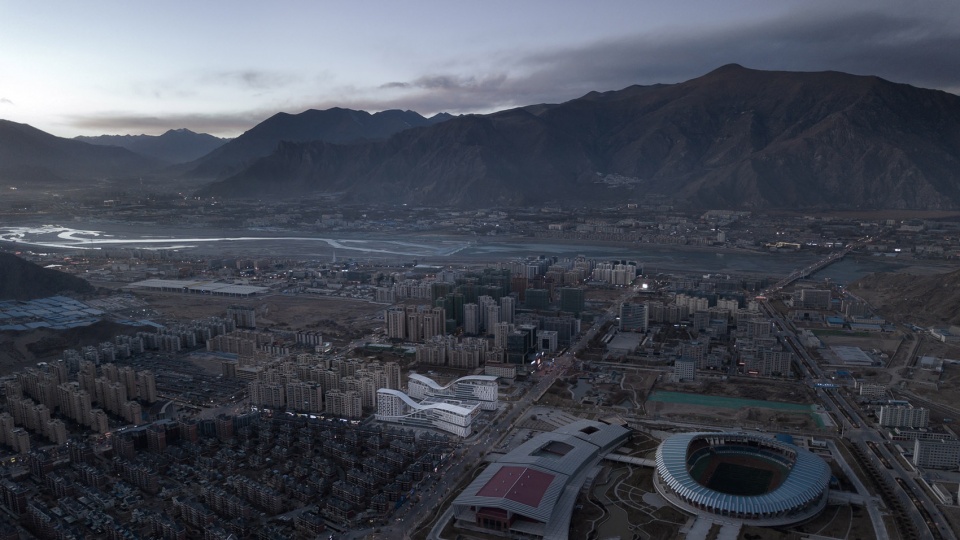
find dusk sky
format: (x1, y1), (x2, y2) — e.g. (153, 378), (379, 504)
(2, 0), (958, 138)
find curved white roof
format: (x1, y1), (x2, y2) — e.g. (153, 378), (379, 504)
(409, 373), (498, 391)
(656, 432), (830, 519)
(377, 388), (477, 416)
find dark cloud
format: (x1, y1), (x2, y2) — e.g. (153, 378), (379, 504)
(201, 70), (300, 91)
(357, 8), (960, 115)
(67, 6), (960, 136)
(65, 111), (270, 136)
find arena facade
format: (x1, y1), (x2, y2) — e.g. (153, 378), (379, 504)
(655, 432), (831, 526)
(452, 420), (630, 539)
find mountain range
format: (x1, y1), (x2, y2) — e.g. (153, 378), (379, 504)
(179, 108), (453, 179)
(3, 65), (960, 210)
(76, 128), (228, 164)
(200, 65), (960, 209)
(0, 120), (161, 184)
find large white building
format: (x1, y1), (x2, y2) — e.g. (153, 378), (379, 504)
(913, 438), (960, 470)
(878, 405), (929, 429)
(375, 389), (479, 437)
(408, 374), (499, 411)
(673, 359), (696, 382)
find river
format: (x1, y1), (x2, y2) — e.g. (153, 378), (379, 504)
(0, 222), (907, 281)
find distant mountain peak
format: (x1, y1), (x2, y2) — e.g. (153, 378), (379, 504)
(181, 106), (453, 179)
(198, 65), (960, 211)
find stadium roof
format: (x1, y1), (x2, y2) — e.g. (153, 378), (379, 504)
(656, 432), (830, 519)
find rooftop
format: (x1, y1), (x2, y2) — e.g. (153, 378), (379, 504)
(476, 466), (555, 508)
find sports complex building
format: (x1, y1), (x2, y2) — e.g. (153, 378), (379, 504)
(654, 432), (831, 526)
(407, 374), (499, 411)
(375, 389), (479, 437)
(452, 420), (630, 539)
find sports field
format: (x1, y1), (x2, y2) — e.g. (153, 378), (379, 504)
(648, 391), (813, 411)
(689, 453), (787, 496)
(706, 462), (775, 496)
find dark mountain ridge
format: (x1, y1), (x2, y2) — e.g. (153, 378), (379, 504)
(76, 128), (228, 164)
(0, 252), (94, 301)
(181, 108), (453, 179)
(0, 120), (162, 183)
(200, 65), (960, 210)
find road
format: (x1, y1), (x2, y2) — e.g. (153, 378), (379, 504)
(386, 286), (640, 539)
(760, 297), (955, 540)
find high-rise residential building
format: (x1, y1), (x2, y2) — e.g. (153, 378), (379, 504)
(494, 322), (514, 350)
(119, 366), (138, 400)
(0, 413), (14, 449)
(325, 389), (362, 419)
(463, 303), (479, 335)
(760, 349), (793, 377)
(746, 318), (772, 338)
(619, 303), (648, 333)
(10, 429), (29, 454)
(46, 419), (67, 445)
(674, 359), (696, 382)
(799, 289), (831, 310)
(484, 303), (501, 335)
(385, 307), (408, 340)
(559, 288), (585, 315)
(89, 409), (109, 434)
(215, 414), (234, 441)
(591, 263), (636, 285)
(680, 341), (707, 368)
(676, 294), (709, 313)
(285, 382), (323, 413)
(499, 296), (516, 324)
(384, 362), (401, 390)
(716, 298), (739, 314)
(137, 371), (158, 403)
(122, 401), (143, 426)
(525, 289), (550, 310)
(227, 305), (257, 328)
(249, 381), (285, 409)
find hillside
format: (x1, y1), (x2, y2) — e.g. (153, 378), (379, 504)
(181, 108), (453, 179)
(76, 128), (228, 164)
(200, 65), (960, 210)
(0, 120), (162, 183)
(0, 252), (94, 301)
(851, 268), (960, 327)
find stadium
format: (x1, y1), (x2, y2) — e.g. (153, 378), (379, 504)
(655, 432), (830, 526)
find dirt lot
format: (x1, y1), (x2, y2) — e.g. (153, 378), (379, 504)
(648, 379), (823, 431)
(816, 333), (903, 358)
(133, 290), (385, 343)
(656, 378), (815, 404)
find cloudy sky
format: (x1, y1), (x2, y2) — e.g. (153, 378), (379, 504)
(1, 0), (958, 138)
